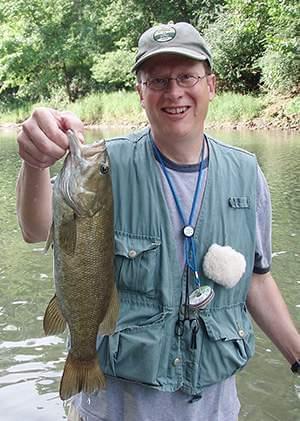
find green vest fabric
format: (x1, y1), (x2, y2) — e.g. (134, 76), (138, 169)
(97, 128), (257, 395)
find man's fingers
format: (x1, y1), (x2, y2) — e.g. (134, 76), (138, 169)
(18, 125), (65, 160)
(60, 111), (85, 143)
(30, 108), (70, 150)
(17, 127), (67, 169)
(19, 148), (58, 169)
(17, 107), (85, 169)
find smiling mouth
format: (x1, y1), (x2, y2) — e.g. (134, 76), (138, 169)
(162, 106), (190, 115)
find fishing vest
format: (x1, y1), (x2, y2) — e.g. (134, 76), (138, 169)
(97, 128), (257, 396)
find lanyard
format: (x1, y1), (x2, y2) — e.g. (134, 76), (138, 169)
(151, 135), (214, 347)
(151, 137), (205, 288)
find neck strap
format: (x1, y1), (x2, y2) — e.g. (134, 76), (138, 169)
(151, 136), (206, 287)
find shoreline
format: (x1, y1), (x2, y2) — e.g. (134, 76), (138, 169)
(86, 116), (300, 132)
(1, 116), (299, 132)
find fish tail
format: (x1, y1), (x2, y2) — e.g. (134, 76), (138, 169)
(59, 352), (105, 400)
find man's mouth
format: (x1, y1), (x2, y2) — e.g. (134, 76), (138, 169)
(162, 106), (190, 115)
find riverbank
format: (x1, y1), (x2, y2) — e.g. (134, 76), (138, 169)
(1, 91), (299, 131)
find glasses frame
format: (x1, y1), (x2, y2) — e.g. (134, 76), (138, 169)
(141, 74), (208, 91)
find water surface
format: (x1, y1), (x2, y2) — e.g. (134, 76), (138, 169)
(0, 127), (299, 420)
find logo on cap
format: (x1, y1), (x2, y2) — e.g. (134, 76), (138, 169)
(153, 26), (176, 43)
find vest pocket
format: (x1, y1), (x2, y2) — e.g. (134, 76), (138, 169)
(193, 307), (255, 388)
(114, 231), (161, 296)
(98, 312), (166, 386)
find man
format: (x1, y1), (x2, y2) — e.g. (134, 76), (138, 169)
(16, 22), (300, 421)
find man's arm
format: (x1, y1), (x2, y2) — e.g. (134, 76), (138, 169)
(247, 272), (300, 365)
(16, 107), (84, 243)
(16, 164), (52, 242)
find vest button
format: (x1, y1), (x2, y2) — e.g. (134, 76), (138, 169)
(173, 357), (181, 366)
(238, 329), (245, 337)
(128, 249), (137, 258)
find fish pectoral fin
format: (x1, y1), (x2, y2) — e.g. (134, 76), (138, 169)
(59, 215), (77, 255)
(44, 222), (54, 253)
(43, 294), (66, 335)
(60, 353), (106, 400)
(98, 284), (119, 335)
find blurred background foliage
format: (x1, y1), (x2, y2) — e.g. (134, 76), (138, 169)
(0, 0), (298, 110)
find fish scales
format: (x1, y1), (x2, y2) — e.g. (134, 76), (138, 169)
(44, 129), (118, 400)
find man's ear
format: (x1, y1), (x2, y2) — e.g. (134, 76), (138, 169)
(136, 83), (145, 108)
(207, 74), (216, 101)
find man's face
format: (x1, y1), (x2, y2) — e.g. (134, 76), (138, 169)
(136, 54), (216, 142)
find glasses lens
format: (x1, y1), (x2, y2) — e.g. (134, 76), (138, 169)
(177, 75), (198, 88)
(148, 78), (167, 90)
(145, 74), (203, 90)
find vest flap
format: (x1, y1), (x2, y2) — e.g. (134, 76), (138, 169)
(199, 305), (253, 341)
(114, 230), (161, 258)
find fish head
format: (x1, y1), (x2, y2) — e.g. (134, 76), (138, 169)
(60, 130), (111, 217)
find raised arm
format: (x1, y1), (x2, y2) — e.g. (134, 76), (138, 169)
(16, 107), (84, 243)
(247, 272), (300, 365)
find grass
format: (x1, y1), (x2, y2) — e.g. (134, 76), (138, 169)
(207, 92), (264, 123)
(0, 106), (31, 124)
(0, 90), (298, 128)
(285, 96), (300, 115)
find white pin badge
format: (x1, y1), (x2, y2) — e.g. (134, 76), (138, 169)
(183, 225), (194, 238)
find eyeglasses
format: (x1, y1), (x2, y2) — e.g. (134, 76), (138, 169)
(141, 74), (207, 91)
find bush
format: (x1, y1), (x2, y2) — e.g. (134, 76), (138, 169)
(258, 1), (299, 94)
(92, 50), (136, 91)
(204, 2), (269, 93)
(259, 49), (299, 94)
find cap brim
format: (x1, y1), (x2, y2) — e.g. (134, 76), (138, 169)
(132, 47), (208, 72)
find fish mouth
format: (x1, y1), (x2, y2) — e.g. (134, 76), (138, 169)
(62, 131), (108, 216)
(161, 106), (190, 116)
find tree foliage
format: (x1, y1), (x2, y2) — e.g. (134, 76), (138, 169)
(0, 0), (298, 108)
(204, 0), (299, 94)
(258, 0), (299, 94)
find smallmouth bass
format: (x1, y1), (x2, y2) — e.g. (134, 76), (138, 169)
(44, 129), (118, 400)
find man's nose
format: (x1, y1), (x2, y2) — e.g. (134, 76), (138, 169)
(164, 78), (184, 97)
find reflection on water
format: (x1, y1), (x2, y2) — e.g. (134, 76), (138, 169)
(0, 128), (299, 420)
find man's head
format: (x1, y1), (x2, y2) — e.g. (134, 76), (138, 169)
(134, 22), (216, 145)
(132, 22), (212, 73)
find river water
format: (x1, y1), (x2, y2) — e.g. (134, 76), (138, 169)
(0, 127), (299, 420)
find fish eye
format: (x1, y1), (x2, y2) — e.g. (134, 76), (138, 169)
(99, 163), (110, 175)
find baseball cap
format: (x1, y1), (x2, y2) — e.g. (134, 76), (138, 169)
(132, 22), (212, 72)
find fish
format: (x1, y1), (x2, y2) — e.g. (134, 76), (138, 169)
(43, 129), (118, 400)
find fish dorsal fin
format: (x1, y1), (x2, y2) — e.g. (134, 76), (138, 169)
(43, 294), (66, 335)
(59, 214), (77, 255)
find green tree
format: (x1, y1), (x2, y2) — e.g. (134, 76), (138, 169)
(91, 0), (225, 91)
(204, 0), (271, 93)
(0, 0), (107, 103)
(259, 0), (299, 94)
(205, 0), (299, 94)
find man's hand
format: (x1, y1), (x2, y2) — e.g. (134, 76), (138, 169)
(17, 107), (85, 169)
